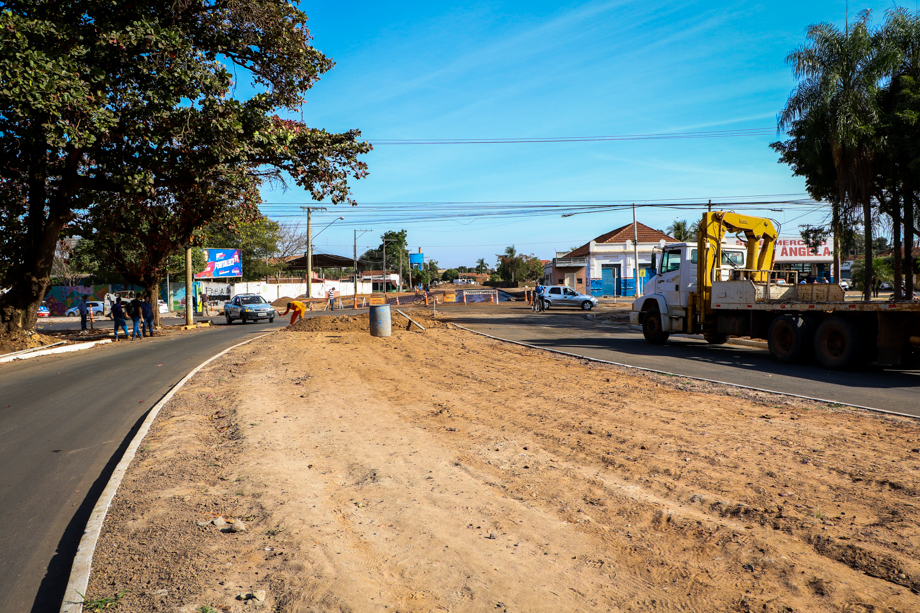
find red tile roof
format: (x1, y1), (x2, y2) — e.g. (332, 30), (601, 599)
(565, 222), (677, 257)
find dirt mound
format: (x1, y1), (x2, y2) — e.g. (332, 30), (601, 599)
(0, 331), (68, 356)
(270, 296), (296, 307)
(286, 314), (370, 332)
(284, 310), (452, 334)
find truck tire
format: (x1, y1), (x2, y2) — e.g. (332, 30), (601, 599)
(813, 317), (860, 369)
(768, 315), (809, 363)
(704, 333), (728, 344)
(642, 304), (670, 345)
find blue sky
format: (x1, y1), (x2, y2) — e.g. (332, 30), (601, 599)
(259, 0), (907, 268)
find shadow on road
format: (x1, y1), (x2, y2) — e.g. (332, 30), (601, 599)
(29, 408), (151, 613)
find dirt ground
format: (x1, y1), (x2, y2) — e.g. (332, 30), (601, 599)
(86, 310), (920, 613)
(0, 329), (69, 355)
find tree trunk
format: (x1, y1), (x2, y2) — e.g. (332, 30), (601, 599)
(892, 192), (903, 301)
(0, 216), (68, 337)
(832, 202), (841, 284)
(863, 195), (873, 302)
(906, 186), (915, 299)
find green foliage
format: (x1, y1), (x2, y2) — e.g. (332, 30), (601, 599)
(496, 246), (543, 282)
(475, 258), (489, 274)
(79, 588), (126, 612)
(441, 268), (459, 282)
(203, 216), (283, 281)
(666, 220), (697, 242)
(0, 1), (370, 333)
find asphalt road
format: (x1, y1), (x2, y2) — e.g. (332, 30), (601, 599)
(0, 315), (293, 613)
(448, 305), (920, 419)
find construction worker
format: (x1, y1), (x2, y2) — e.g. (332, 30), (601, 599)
(281, 300), (307, 326)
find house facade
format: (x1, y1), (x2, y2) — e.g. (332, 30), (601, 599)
(550, 222), (677, 297)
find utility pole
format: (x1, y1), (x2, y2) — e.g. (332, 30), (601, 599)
(301, 206), (326, 300)
(632, 203), (640, 297)
(185, 244), (194, 326)
(354, 229), (371, 299)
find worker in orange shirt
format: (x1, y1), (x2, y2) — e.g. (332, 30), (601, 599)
(281, 300), (307, 326)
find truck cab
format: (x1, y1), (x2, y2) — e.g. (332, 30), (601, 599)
(631, 243), (746, 342)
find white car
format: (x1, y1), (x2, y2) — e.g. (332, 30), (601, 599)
(64, 301), (105, 317)
(158, 299), (169, 314)
(541, 286), (598, 311)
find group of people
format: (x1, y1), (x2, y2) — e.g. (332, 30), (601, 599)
(88, 294), (157, 341)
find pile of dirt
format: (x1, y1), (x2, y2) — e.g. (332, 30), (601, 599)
(286, 313), (370, 332)
(285, 310), (451, 334)
(270, 296), (296, 307)
(0, 330), (67, 356)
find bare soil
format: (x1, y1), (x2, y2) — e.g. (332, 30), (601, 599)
(0, 330), (69, 356)
(87, 311), (920, 613)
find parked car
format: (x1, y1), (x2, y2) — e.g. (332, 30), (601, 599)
(158, 300), (169, 314)
(838, 279), (851, 290)
(37, 302), (50, 318)
(880, 281), (894, 291)
(224, 294), (275, 324)
(64, 300), (104, 317)
(541, 285), (598, 311)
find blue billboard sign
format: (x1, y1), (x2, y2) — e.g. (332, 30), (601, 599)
(196, 248), (242, 279)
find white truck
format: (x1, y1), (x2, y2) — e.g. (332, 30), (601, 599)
(631, 212), (920, 369)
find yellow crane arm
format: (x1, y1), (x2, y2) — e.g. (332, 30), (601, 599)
(695, 212), (778, 320)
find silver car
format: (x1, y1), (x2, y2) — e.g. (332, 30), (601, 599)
(542, 286), (597, 310)
(225, 294), (275, 324)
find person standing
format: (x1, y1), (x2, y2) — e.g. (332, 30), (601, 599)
(111, 297), (128, 341)
(141, 294), (155, 337)
(280, 300), (307, 326)
(201, 292), (210, 316)
(327, 287), (336, 311)
(77, 295), (89, 333)
(128, 294), (145, 340)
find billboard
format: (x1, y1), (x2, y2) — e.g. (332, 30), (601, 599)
(196, 248), (242, 279)
(729, 237), (833, 263)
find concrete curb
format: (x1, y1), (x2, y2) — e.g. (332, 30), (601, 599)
(451, 324), (918, 422)
(0, 339), (112, 364)
(60, 332), (274, 613)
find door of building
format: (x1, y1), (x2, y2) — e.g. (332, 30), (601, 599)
(601, 265), (620, 296)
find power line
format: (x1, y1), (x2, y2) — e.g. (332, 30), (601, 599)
(369, 127), (779, 145)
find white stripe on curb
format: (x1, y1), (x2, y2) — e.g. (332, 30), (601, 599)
(0, 339), (112, 364)
(60, 332), (274, 613)
(452, 324), (918, 422)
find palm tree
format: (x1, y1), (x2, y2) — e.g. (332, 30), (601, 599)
(879, 7), (920, 299)
(666, 220), (693, 242)
(475, 258), (488, 274)
(779, 10), (894, 301)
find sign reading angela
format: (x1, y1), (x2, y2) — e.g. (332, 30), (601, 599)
(196, 249), (243, 278)
(730, 237), (833, 263)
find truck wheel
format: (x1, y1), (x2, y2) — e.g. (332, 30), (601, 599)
(704, 333), (729, 344)
(768, 315), (809, 363)
(813, 317), (860, 369)
(225, 312), (232, 325)
(642, 304), (670, 344)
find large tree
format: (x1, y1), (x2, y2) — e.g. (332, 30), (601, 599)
(0, 1), (370, 336)
(777, 10), (893, 300)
